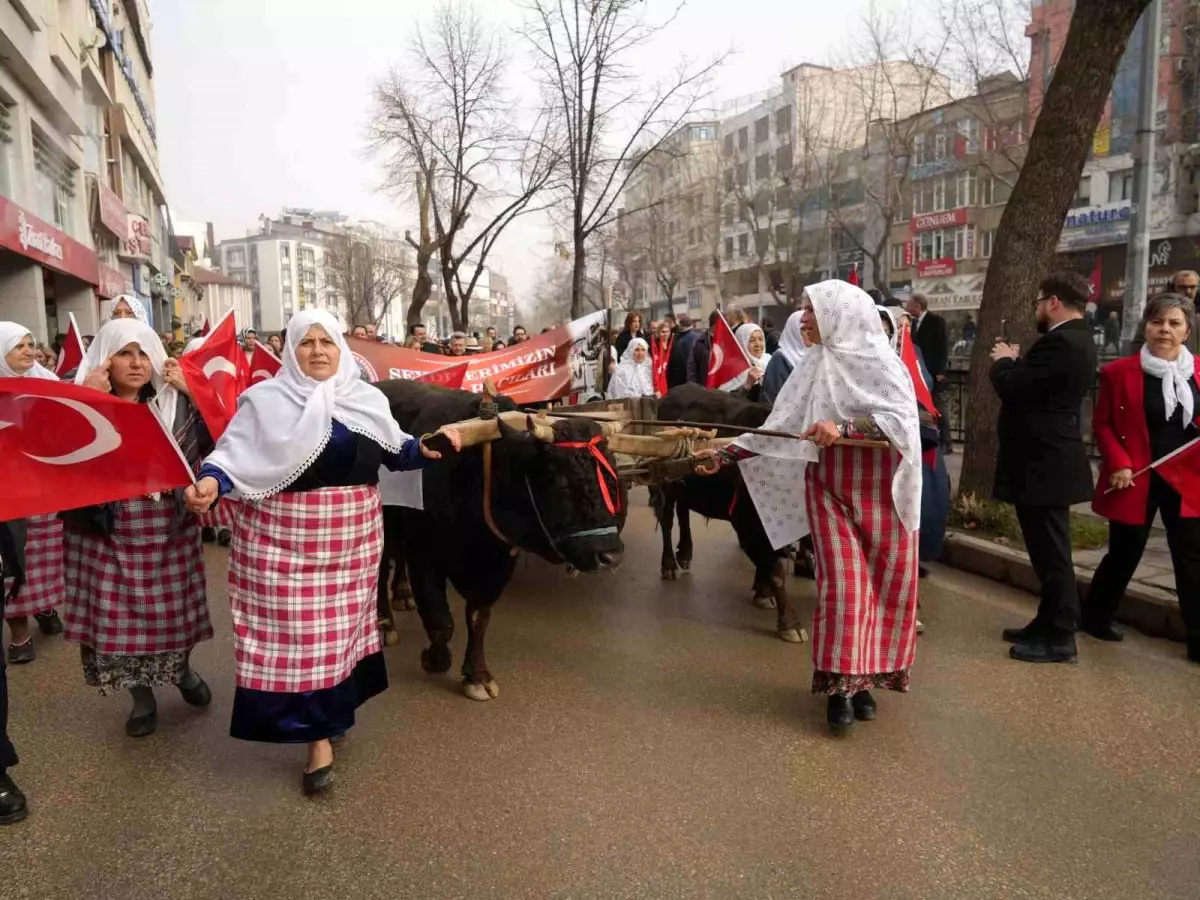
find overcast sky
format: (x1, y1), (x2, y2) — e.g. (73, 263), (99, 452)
(153, 0), (881, 305)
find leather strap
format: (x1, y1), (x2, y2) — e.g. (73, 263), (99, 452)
(482, 443), (520, 556)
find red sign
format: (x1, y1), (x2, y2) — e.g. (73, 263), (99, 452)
(0, 195), (98, 285)
(911, 208), (968, 232)
(97, 262), (131, 299)
(903, 239), (914, 267)
(917, 258), (957, 278)
(125, 214), (151, 258)
(98, 182), (127, 238)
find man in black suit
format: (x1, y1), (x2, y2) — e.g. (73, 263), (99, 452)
(906, 293), (951, 452)
(990, 270), (1097, 663)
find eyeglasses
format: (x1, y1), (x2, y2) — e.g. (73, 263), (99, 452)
(1031, 295), (1052, 308)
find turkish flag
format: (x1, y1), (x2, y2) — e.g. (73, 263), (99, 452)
(899, 322), (938, 418)
(0, 378), (194, 520)
(846, 263), (859, 286)
(197, 318), (211, 337)
(179, 310), (248, 440)
(249, 341), (282, 385)
(705, 313), (752, 389)
(415, 360), (469, 391)
(1153, 437), (1200, 511)
(54, 313), (85, 377)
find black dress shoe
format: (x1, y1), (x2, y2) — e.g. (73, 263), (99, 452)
(217, 528), (232, 547)
(1010, 636), (1078, 664)
(1080, 619), (1124, 642)
(201, 527), (216, 543)
(852, 691), (877, 721)
(0, 774), (27, 825)
(1002, 621), (1043, 644)
(178, 676), (212, 708)
(302, 765), (334, 795)
(826, 695), (855, 734)
(34, 611), (63, 636)
(125, 711), (158, 737)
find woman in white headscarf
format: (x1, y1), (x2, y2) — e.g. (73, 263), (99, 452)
(760, 311), (805, 408)
(62, 318), (215, 738)
(0, 323), (66, 664)
(721, 323), (772, 398)
(607, 337), (655, 399)
(110, 294), (148, 324)
(696, 281), (922, 734)
(185, 309), (461, 795)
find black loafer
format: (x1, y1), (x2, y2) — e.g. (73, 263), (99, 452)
(302, 765), (334, 795)
(0, 774), (28, 825)
(6, 641), (34, 665)
(1080, 620), (1124, 642)
(201, 527), (216, 543)
(125, 711), (158, 738)
(1009, 637), (1078, 664)
(34, 611), (63, 636)
(826, 695), (855, 734)
(217, 529), (232, 547)
(852, 691), (877, 721)
(1002, 621), (1042, 643)
(178, 677), (212, 708)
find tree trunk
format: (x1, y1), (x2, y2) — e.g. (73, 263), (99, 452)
(958, 0), (1151, 499)
(407, 171), (437, 328)
(570, 230), (588, 320)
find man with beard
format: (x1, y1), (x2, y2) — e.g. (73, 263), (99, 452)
(990, 270), (1096, 664)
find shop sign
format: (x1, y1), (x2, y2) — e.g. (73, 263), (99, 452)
(836, 247), (864, 265)
(1063, 201), (1132, 230)
(917, 258), (956, 278)
(98, 183), (127, 238)
(125, 214), (152, 258)
(903, 239), (914, 267)
(908, 157), (962, 182)
(0, 195), (98, 285)
(97, 262), (132, 299)
(911, 208), (968, 232)
(913, 273), (985, 311)
(1093, 124), (1111, 157)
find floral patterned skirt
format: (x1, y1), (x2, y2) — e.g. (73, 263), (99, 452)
(80, 645), (189, 696)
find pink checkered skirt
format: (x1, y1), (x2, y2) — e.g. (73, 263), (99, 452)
(62, 497), (213, 656)
(229, 485), (384, 693)
(5, 514), (65, 618)
(805, 445), (918, 693)
(199, 499), (240, 531)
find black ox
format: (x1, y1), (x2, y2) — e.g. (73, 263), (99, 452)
(377, 379), (626, 700)
(653, 383), (806, 644)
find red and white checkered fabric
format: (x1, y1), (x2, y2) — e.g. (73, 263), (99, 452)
(229, 485), (384, 693)
(805, 444), (918, 677)
(199, 498), (240, 531)
(5, 514), (65, 617)
(62, 497), (212, 655)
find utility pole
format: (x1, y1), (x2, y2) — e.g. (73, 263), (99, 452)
(1120, 0), (1163, 354)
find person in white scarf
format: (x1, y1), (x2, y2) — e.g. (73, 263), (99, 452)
(760, 311), (805, 407)
(0, 322), (58, 380)
(696, 280), (922, 734)
(184, 309), (461, 795)
(75, 318), (187, 432)
(720, 323), (772, 394)
(607, 337), (655, 399)
(110, 294), (149, 324)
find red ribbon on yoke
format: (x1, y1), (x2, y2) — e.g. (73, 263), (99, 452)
(557, 436), (622, 516)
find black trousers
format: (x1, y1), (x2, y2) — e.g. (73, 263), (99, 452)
(1015, 504), (1079, 639)
(1, 591), (16, 772)
(1085, 474), (1200, 639)
(934, 388), (951, 451)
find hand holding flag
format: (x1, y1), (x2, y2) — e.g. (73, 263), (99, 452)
(706, 313), (753, 390)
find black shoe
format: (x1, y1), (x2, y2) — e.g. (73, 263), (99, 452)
(826, 695), (855, 734)
(217, 528), (232, 547)
(34, 611), (63, 636)
(178, 676), (212, 708)
(6, 641), (34, 665)
(1009, 636), (1078, 664)
(1187, 640), (1200, 664)
(201, 527), (216, 543)
(0, 774), (27, 825)
(1002, 620), (1043, 644)
(1080, 619), (1124, 642)
(852, 691), (877, 722)
(918, 565), (930, 579)
(125, 710), (158, 737)
(302, 765), (334, 795)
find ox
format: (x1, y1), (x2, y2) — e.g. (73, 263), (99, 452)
(652, 383), (806, 644)
(376, 380), (626, 700)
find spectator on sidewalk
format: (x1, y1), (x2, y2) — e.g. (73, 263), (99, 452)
(665, 315), (698, 389)
(906, 293), (951, 453)
(686, 310), (723, 386)
(613, 312), (646, 360)
(962, 315), (977, 351)
(1083, 292), (1200, 664)
(1103, 310), (1121, 355)
(990, 270), (1096, 664)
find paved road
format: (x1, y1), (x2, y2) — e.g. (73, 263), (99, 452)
(4, 499), (1199, 899)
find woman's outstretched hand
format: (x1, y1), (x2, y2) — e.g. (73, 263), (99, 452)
(419, 427), (463, 460)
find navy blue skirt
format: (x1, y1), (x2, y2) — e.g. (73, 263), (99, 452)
(229, 652), (388, 744)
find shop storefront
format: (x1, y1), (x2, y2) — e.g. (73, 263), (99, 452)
(0, 195), (99, 342)
(910, 269), (986, 351)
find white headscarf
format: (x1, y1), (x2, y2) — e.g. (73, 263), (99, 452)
(1141, 343), (1196, 423)
(0, 321), (57, 380)
(878, 306), (907, 354)
(776, 311), (806, 369)
(111, 294), (148, 324)
(736, 323), (772, 370)
(203, 309), (409, 499)
(736, 280), (923, 532)
(607, 337), (654, 399)
(184, 336), (207, 354)
(75, 318), (178, 430)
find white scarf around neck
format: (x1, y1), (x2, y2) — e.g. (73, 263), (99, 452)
(203, 309), (409, 499)
(1140, 344), (1195, 423)
(0, 321), (57, 380)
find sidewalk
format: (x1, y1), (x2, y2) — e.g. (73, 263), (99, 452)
(942, 447), (1179, 600)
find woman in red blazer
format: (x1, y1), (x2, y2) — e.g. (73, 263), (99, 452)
(1083, 293), (1200, 663)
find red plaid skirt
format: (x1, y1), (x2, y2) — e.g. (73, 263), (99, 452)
(805, 445), (918, 692)
(5, 514), (64, 618)
(62, 497), (213, 655)
(199, 499), (240, 531)
(229, 485), (384, 693)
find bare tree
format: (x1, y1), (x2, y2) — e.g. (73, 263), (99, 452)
(405, 169), (439, 327)
(371, 1), (559, 331)
(521, 0), (725, 318)
(322, 230), (410, 329)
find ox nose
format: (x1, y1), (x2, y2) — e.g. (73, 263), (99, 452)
(598, 550), (623, 569)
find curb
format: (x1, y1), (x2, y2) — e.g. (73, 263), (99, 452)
(939, 531), (1186, 642)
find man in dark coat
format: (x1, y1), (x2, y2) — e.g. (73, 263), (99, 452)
(0, 518), (28, 824)
(907, 292), (951, 452)
(666, 315), (698, 389)
(990, 270), (1097, 663)
(685, 310), (723, 386)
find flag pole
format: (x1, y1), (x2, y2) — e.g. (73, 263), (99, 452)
(1102, 434), (1200, 494)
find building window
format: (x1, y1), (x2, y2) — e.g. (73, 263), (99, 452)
(776, 106), (792, 135)
(83, 96), (107, 180)
(724, 236), (734, 260)
(724, 169), (734, 193)
(1074, 176), (1091, 207)
(754, 116), (769, 143)
(892, 242), (906, 269)
(280, 243), (290, 261)
(723, 133), (734, 157)
(32, 130), (77, 234)
(723, 203), (734, 226)
(282, 268), (293, 287)
(687, 288), (702, 309)
(912, 133), (927, 166)
(1108, 169), (1133, 202)
(736, 162), (748, 186)
(893, 191), (909, 223)
(738, 233), (749, 257)
(775, 222), (791, 249)
(0, 103), (13, 199)
(934, 133), (947, 160)
(690, 125), (716, 141)
(737, 127), (748, 150)
(776, 144), (793, 174)
(755, 154), (770, 180)
(957, 117), (980, 154)
(981, 228), (995, 258)
(954, 224), (976, 260)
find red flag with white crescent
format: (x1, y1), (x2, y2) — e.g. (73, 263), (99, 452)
(197, 317), (211, 337)
(899, 322), (938, 418)
(178, 310), (248, 439)
(705, 312), (752, 389)
(0, 378), (195, 520)
(54, 313), (85, 377)
(249, 341), (282, 385)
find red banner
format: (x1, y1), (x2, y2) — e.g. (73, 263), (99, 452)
(347, 310), (607, 404)
(417, 360), (469, 390)
(97, 182), (127, 238)
(0, 378), (194, 520)
(0, 195), (98, 285)
(911, 208), (968, 233)
(97, 262), (130, 299)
